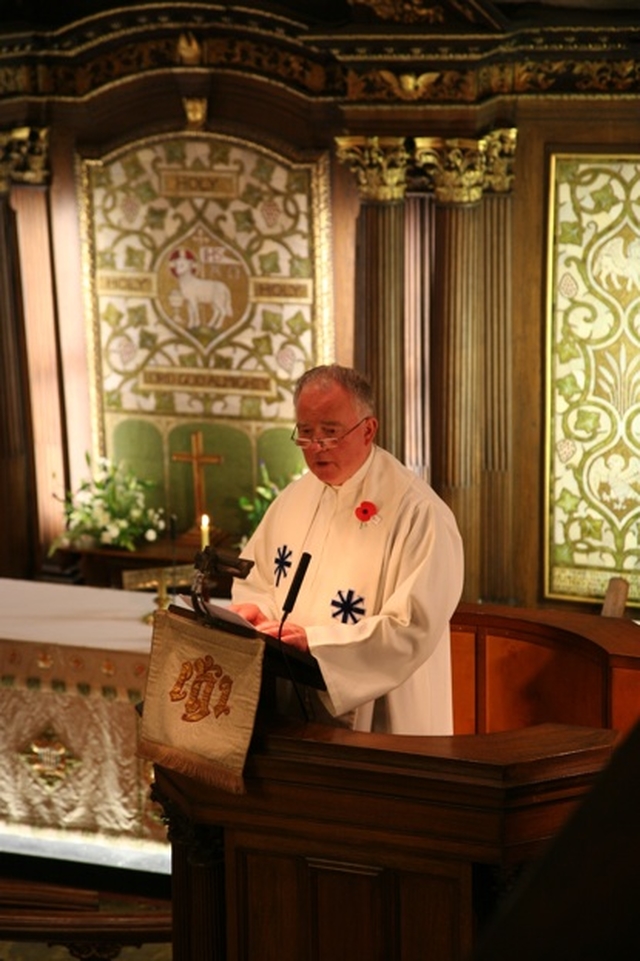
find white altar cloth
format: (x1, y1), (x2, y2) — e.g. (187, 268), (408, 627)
(0, 577), (156, 651)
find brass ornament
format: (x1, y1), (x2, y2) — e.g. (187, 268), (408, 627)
(335, 135), (410, 202)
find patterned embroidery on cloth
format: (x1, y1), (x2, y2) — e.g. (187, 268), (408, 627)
(331, 589), (366, 624)
(274, 544), (292, 586)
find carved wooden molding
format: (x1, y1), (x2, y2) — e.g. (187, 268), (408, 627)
(347, 0), (507, 28)
(350, 0), (446, 25)
(151, 779), (224, 867)
(0, 5), (637, 110)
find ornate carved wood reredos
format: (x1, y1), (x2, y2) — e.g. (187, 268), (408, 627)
(0, 1), (637, 605)
(0, 3), (637, 118)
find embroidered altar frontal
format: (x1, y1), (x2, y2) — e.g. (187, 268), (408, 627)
(0, 580), (167, 850)
(0, 638), (164, 843)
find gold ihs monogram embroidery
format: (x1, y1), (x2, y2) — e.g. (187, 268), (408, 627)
(169, 655), (233, 722)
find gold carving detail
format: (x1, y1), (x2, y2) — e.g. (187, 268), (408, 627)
(483, 128), (517, 194)
(513, 59), (640, 96)
(377, 70), (442, 101)
(207, 38), (330, 96)
(348, 0), (445, 24)
(183, 97), (208, 130)
(0, 126), (49, 192)
(0, 37), (333, 101)
(414, 136), (486, 205)
(335, 136), (410, 202)
(572, 59), (638, 93)
(347, 66), (473, 103)
(413, 128), (516, 205)
(0, 24), (638, 108)
(177, 32), (204, 67)
(348, 0), (501, 25)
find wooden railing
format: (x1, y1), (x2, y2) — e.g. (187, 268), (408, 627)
(451, 604), (640, 735)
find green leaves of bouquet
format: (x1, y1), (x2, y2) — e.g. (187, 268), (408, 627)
(238, 461), (284, 536)
(50, 453), (165, 554)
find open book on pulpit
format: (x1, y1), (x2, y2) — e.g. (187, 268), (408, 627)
(137, 602), (324, 795)
(177, 594), (325, 690)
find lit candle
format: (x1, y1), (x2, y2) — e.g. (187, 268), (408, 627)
(200, 513), (210, 550)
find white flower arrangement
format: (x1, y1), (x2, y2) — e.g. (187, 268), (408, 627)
(50, 454), (165, 553)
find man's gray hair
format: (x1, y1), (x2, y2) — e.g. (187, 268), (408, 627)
(294, 364), (375, 416)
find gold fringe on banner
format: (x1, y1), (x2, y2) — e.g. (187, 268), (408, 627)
(138, 608), (265, 795)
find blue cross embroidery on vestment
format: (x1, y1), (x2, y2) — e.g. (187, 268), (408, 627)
(331, 589), (366, 624)
(274, 544), (292, 586)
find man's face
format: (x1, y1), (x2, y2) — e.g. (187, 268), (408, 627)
(294, 380), (377, 486)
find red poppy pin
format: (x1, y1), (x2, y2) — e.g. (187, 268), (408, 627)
(355, 500), (378, 525)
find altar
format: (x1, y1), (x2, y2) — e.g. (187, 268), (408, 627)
(0, 578), (171, 874)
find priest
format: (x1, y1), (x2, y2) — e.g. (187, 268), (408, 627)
(230, 364), (464, 735)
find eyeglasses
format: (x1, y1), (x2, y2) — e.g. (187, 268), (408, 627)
(291, 416), (369, 450)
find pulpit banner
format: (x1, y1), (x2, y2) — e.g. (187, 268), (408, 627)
(138, 608), (265, 795)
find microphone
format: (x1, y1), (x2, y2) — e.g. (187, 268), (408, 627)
(278, 551), (312, 723)
(282, 551), (312, 617)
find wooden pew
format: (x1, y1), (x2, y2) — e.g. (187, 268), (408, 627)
(0, 876), (171, 960)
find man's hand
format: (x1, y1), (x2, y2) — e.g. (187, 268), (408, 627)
(258, 620), (309, 653)
(228, 602), (268, 626)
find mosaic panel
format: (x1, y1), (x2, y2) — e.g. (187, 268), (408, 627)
(81, 134), (331, 536)
(546, 155), (640, 605)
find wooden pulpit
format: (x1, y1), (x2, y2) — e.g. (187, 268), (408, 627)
(472, 718), (640, 961)
(146, 603), (640, 961)
(153, 721), (616, 961)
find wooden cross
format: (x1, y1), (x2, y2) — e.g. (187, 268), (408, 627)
(171, 431), (223, 526)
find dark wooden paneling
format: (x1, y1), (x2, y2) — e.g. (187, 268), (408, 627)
(157, 721), (616, 961)
(0, 196), (35, 578)
(451, 604), (640, 735)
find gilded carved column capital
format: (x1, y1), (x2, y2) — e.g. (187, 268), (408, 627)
(0, 127), (49, 193)
(413, 128), (517, 204)
(413, 135), (487, 205)
(483, 127), (517, 194)
(335, 135), (410, 202)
